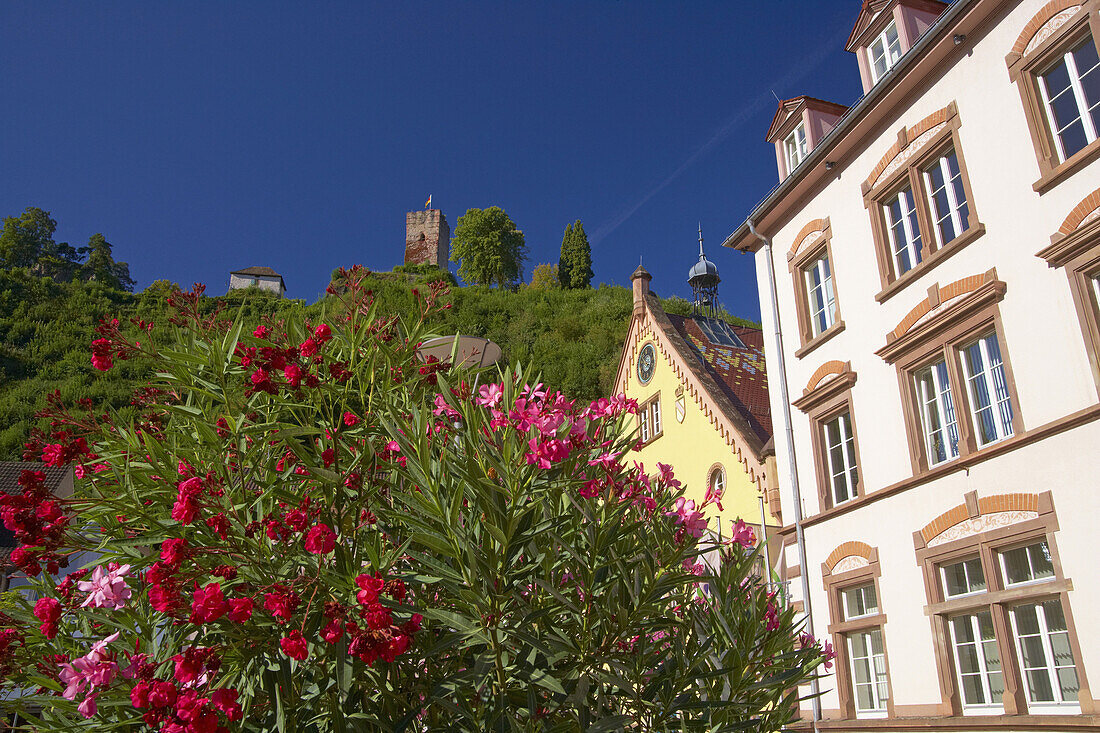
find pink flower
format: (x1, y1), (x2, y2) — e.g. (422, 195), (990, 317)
(526, 437), (569, 470)
(476, 383), (504, 408)
(729, 519), (756, 549)
(665, 497), (707, 539)
(59, 632), (120, 703)
(656, 463), (681, 490)
(304, 523), (336, 554)
(284, 363), (304, 388)
(587, 451), (619, 470)
(77, 693), (98, 718)
(78, 564), (132, 610)
(280, 630), (309, 661)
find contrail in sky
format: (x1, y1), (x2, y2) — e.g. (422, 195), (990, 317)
(591, 22), (853, 245)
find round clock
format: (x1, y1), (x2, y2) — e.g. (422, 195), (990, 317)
(637, 343), (656, 384)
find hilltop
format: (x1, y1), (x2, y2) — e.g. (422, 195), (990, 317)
(0, 264), (755, 459)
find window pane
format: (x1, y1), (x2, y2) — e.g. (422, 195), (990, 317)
(943, 557), (986, 597)
(843, 583), (877, 619)
(1003, 541), (1054, 585)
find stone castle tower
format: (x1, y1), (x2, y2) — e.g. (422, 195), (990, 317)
(404, 209), (449, 267)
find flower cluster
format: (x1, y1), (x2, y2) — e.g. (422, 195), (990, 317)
(0, 469), (72, 575)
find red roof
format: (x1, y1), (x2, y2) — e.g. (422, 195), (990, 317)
(666, 315), (772, 445)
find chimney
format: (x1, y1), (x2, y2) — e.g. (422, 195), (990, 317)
(631, 265), (652, 316)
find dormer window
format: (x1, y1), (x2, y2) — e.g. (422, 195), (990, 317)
(785, 122), (809, 175)
(869, 21), (903, 84)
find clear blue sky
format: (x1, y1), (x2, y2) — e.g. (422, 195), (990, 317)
(0, 1), (867, 319)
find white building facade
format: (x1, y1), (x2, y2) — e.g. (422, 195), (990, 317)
(725, 0), (1100, 728)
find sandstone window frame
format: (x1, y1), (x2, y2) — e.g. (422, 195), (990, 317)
(788, 218), (846, 358)
(1037, 203), (1100, 397)
(822, 546), (895, 720)
(877, 272), (1025, 476)
(1006, 0), (1100, 194)
(793, 362), (863, 513)
(913, 491), (1093, 716)
(637, 391), (664, 447)
(862, 103), (986, 303)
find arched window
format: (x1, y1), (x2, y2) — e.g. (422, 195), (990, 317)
(708, 464), (726, 501)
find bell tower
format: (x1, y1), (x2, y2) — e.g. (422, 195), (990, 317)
(404, 209), (450, 267)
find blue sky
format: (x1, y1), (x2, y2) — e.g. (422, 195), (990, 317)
(0, 1), (866, 318)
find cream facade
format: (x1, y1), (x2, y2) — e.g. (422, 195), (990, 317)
(726, 0), (1100, 728)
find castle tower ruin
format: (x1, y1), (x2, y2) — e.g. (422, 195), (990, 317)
(404, 209), (449, 267)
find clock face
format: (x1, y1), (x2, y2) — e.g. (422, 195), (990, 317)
(637, 343), (656, 384)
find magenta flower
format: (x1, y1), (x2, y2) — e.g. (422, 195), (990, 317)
(587, 451), (620, 470)
(77, 564), (133, 610)
(476, 382), (503, 407)
(666, 497), (708, 538)
(729, 519), (756, 549)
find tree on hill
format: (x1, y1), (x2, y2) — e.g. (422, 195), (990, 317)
(0, 207), (59, 269)
(528, 262), (559, 290)
(558, 219), (593, 289)
(80, 233), (136, 292)
(450, 206), (527, 288)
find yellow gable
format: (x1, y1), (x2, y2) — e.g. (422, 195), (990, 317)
(618, 318), (779, 535)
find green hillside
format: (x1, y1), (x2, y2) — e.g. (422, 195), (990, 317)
(0, 265), (755, 460)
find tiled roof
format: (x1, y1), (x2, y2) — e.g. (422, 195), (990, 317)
(231, 266), (283, 278)
(0, 462), (73, 565)
(666, 315), (772, 445)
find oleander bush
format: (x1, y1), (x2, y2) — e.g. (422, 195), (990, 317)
(0, 268), (828, 731)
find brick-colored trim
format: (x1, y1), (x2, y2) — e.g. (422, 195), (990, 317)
(1059, 185), (1100, 235)
(863, 103), (956, 192)
(788, 218), (829, 258)
(920, 492), (1041, 543)
(977, 492), (1040, 515)
(1011, 0), (1085, 56)
(805, 360), (848, 393)
(825, 540), (874, 571)
(889, 273), (987, 340)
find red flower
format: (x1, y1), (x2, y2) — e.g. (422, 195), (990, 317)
(212, 687), (243, 721)
(160, 538), (189, 565)
(252, 325), (269, 339)
(299, 338), (318, 358)
(41, 444), (66, 467)
(284, 363), (303, 388)
(91, 338), (114, 371)
(264, 586), (298, 622)
(190, 582), (228, 624)
(173, 648), (204, 684)
(320, 620), (344, 644)
(342, 411), (359, 427)
(148, 583), (182, 614)
(148, 680), (178, 708)
(321, 448), (335, 467)
(363, 603), (392, 631)
(227, 597), (253, 623)
(304, 523), (336, 555)
(280, 630), (309, 661)
(313, 324), (332, 343)
(355, 573), (385, 605)
(33, 597), (62, 638)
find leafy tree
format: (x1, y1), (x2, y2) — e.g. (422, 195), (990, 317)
(558, 219), (593, 289)
(449, 206), (527, 288)
(0, 271), (830, 730)
(528, 262), (559, 290)
(0, 207), (58, 269)
(80, 233), (136, 292)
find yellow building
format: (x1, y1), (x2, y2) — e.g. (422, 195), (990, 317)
(613, 254), (781, 549)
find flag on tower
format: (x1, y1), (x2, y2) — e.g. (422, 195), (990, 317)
(425, 195), (432, 209)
